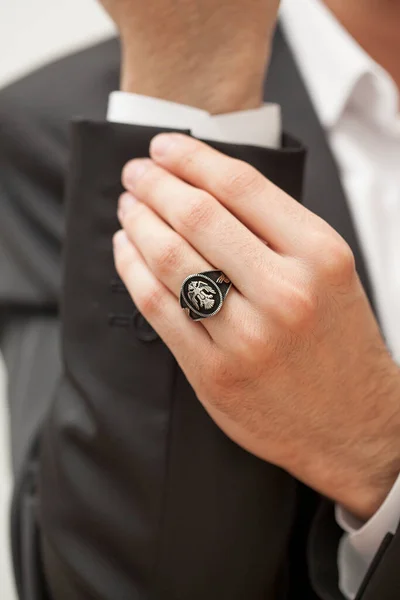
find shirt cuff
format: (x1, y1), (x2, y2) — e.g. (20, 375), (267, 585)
(107, 91), (281, 149)
(336, 472), (400, 599)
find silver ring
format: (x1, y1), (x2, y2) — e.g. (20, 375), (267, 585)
(180, 270), (232, 321)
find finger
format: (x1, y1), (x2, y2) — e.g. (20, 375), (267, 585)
(122, 159), (289, 304)
(112, 229), (212, 364)
(148, 133), (333, 257)
(117, 192), (251, 347)
(118, 192), (212, 295)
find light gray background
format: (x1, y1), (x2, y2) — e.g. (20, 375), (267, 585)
(0, 1), (115, 597)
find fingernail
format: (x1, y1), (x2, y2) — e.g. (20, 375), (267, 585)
(118, 192), (137, 219)
(113, 229), (128, 249)
(124, 158), (151, 186)
(150, 133), (179, 157)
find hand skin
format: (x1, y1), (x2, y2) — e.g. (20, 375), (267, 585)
(113, 134), (400, 522)
(99, 0), (280, 113)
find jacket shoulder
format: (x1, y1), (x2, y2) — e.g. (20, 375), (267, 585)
(0, 39), (120, 304)
(0, 37), (119, 129)
(0, 36), (120, 198)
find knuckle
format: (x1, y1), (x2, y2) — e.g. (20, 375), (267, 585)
(235, 324), (267, 363)
(202, 354), (254, 418)
(207, 355), (237, 393)
(179, 192), (215, 231)
(277, 282), (319, 332)
(152, 239), (184, 276)
(219, 162), (262, 199)
(136, 283), (165, 317)
(311, 230), (356, 285)
(321, 239), (356, 284)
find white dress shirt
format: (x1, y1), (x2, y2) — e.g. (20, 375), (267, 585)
(107, 0), (400, 596)
(108, 92), (281, 149)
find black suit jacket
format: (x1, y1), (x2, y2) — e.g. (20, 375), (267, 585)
(1, 28), (399, 600)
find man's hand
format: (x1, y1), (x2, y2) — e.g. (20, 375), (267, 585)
(99, 0), (280, 113)
(113, 134), (400, 521)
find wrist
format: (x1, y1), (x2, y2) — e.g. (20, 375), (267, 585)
(121, 61), (265, 115)
(295, 438), (400, 522)
(320, 414), (400, 522)
(121, 75), (264, 115)
(120, 41), (267, 114)
(286, 366), (400, 521)
(341, 372), (400, 520)
(338, 455), (400, 522)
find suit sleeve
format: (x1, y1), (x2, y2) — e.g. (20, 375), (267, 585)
(38, 120), (307, 600)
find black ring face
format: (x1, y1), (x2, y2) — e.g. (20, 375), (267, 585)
(181, 274), (224, 319)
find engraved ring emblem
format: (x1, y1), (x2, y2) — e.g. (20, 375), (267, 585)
(180, 270), (232, 321)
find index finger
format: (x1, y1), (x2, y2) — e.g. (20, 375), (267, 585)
(149, 133), (333, 257)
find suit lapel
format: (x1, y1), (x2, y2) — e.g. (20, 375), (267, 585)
(265, 26), (374, 306)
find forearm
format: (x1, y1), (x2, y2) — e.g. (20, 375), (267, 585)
(101, 0), (280, 113)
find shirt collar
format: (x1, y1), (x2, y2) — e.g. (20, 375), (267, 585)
(280, 0), (399, 130)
